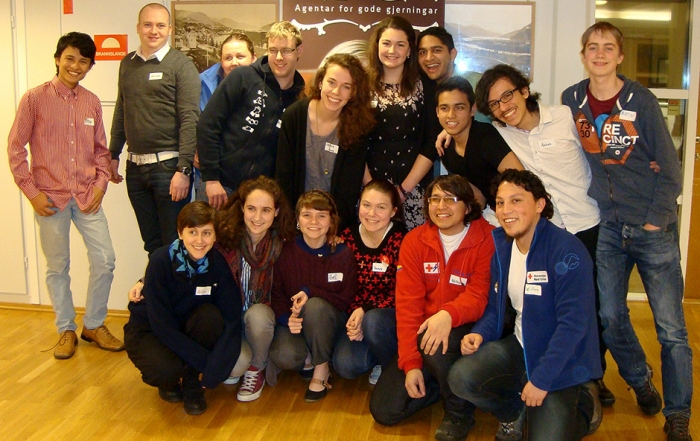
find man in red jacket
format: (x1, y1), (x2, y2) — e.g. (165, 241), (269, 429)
(370, 174), (495, 441)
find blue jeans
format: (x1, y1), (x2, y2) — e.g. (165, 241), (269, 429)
(448, 334), (592, 440)
(126, 158), (190, 256)
(35, 199), (115, 333)
(332, 308), (397, 379)
(597, 221), (692, 416)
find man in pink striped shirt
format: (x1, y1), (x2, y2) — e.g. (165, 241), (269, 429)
(8, 32), (124, 360)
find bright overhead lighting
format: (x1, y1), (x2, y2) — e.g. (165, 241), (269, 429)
(596, 9), (672, 21)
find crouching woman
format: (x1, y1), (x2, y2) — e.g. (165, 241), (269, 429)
(124, 201), (249, 415)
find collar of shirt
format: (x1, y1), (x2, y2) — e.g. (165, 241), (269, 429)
(134, 42), (171, 62)
(51, 76), (78, 99)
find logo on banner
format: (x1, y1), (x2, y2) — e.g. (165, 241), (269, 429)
(94, 35), (128, 61)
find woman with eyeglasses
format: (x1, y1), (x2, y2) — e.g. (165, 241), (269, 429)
(364, 16), (440, 230)
(275, 54), (375, 231)
(269, 190), (358, 402)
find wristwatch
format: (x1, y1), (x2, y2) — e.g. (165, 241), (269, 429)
(179, 166), (192, 176)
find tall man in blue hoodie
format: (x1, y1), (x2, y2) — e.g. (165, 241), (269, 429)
(562, 22), (692, 441)
(197, 21), (305, 210)
(448, 169), (602, 441)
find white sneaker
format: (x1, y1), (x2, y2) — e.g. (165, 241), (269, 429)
(223, 376), (240, 385)
(369, 365), (382, 385)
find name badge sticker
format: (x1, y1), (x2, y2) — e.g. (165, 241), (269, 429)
(276, 119), (282, 128)
(84, 118), (95, 126)
(328, 272), (343, 282)
(620, 110), (637, 121)
(526, 271), (549, 283)
(196, 286), (212, 296)
(372, 262), (387, 273)
(449, 274), (467, 286)
(149, 72), (163, 80)
(325, 142), (339, 154)
(540, 138), (555, 149)
(524, 284), (542, 296)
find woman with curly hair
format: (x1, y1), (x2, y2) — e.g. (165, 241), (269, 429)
(275, 53), (375, 230)
(364, 16), (440, 230)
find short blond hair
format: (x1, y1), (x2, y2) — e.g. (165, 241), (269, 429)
(266, 21), (302, 47)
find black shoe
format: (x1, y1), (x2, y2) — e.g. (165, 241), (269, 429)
(630, 363), (662, 416)
(434, 413), (474, 441)
(665, 413), (693, 441)
(305, 375), (332, 403)
(182, 369), (207, 415)
(596, 378), (616, 406)
(158, 385), (183, 403)
(582, 381), (603, 435)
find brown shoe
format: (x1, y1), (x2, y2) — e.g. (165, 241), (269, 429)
(80, 325), (125, 352)
(54, 330), (78, 359)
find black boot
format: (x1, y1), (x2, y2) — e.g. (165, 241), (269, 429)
(182, 367), (206, 415)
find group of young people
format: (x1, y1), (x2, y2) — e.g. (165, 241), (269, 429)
(7, 2), (692, 440)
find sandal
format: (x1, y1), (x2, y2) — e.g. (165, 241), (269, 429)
(304, 375), (332, 403)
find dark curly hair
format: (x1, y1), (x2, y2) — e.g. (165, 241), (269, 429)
(367, 16), (419, 98)
(217, 176), (296, 251)
(491, 169), (554, 220)
(474, 64), (541, 126)
(423, 175), (482, 225)
(307, 54), (376, 149)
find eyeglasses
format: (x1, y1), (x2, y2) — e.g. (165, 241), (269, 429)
(268, 47), (296, 57)
(427, 196), (461, 206)
(487, 88), (519, 112)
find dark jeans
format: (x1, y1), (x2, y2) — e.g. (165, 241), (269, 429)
(126, 158), (190, 256)
(124, 303), (224, 389)
(332, 308), (397, 379)
(370, 323), (475, 426)
(448, 334), (592, 440)
(574, 224), (608, 373)
(269, 297), (347, 371)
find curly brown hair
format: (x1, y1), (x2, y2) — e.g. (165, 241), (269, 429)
(367, 16), (419, 98)
(307, 54), (376, 149)
(217, 176), (296, 251)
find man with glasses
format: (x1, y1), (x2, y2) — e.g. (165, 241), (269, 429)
(197, 21), (305, 209)
(563, 22), (692, 441)
(109, 3), (200, 256)
(371, 174), (494, 441)
(473, 65), (615, 408)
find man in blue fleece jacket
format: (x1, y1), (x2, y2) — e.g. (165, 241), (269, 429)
(448, 169), (602, 441)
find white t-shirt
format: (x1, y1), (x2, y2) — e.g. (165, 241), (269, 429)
(508, 240), (527, 347)
(439, 224), (469, 262)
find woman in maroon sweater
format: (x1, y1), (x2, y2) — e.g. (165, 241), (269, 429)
(269, 190), (357, 402)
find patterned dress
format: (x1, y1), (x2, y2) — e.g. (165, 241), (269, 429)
(367, 81), (429, 230)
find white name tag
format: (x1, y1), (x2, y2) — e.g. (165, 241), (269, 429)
(540, 138), (555, 148)
(372, 262), (387, 273)
(84, 118), (94, 126)
(449, 274), (467, 286)
(526, 271), (548, 283)
(149, 72), (163, 80)
(276, 119), (282, 128)
(620, 110), (637, 121)
(196, 286), (212, 296)
(525, 284), (542, 296)
(328, 272), (343, 282)
(325, 142), (339, 154)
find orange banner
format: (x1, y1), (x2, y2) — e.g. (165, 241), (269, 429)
(94, 34), (128, 61)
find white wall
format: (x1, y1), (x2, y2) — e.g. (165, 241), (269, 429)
(0, 0), (594, 311)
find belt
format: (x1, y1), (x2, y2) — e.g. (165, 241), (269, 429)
(127, 151), (179, 166)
